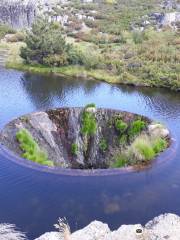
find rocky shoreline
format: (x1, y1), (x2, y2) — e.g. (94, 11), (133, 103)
(35, 214), (180, 240)
(1, 213), (180, 239)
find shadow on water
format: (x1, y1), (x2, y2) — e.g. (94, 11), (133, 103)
(0, 68), (180, 239)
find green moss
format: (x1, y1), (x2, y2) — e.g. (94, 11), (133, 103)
(118, 134), (127, 145)
(99, 138), (108, 152)
(129, 120), (146, 137)
(152, 137), (168, 154)
(71, 143), (78, 156)
(16, 128), (54, 167)
(115, 119), (128, 133)
(81, 111), (97, 136)
(112, 153), (127, 168)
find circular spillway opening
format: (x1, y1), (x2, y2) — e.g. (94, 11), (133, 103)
(0, 106), (171, 174)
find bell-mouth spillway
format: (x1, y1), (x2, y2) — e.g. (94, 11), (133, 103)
(0, 107), (175, 176)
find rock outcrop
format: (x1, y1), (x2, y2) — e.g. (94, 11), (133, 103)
(35, 213), (180, 240)
(0, 0), (37, 29)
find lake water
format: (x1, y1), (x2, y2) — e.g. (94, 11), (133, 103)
(0, 68), (180, 239)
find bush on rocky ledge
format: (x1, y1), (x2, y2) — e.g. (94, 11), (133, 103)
(16, 128), (54, 167)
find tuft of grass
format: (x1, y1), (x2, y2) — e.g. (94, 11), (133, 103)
(129, 119), (146, 137)
(16, 128), (54, 167)
(112, 133), (168, 168)
(118, 134), (127, 145)
(133, 138), (155, 161)
(115, 119), (128, 133)
(152, 137), (168, 154)
(112, 153), (127, 168)
(71, 143), (78, 156)
(99, 138), (108, 152)
(81, 110), (97, 136)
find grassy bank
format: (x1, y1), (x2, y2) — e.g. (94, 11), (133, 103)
(2, 33), (180, 91)
(6, 61), (120, 84)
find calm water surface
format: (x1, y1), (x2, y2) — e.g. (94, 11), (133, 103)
(0, 68), (180, 239)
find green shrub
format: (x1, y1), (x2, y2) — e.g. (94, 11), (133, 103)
(6, 32), (25, 42)
(85, 103), (96, 108)
(81, 111), (97, 136)
(20, 17), (71, 65)
(132, 31), (145, 44)
(118, 134), (127, 145)
(68, 47), (84, 65)
(115, 119), (128, 133)
(152, 138), (168, 154)
(71, 143), (78, 155)
(129, 120), (146, 137)
(112, 153), (127, 168)
(16, 129), (54, 167)
(99, 138), (108, 152)
(0, 24), (15, 40)
(43, 53), (68, 67)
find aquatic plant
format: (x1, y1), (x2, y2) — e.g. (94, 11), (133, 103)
(16, 128), (54, 167)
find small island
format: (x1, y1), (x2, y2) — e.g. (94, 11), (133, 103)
(0, 105), (170, 171)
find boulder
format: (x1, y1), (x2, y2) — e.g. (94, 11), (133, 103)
(104, 224), (145, 240)
(148, 123), (170, 138)
(71, 221), (110, 240)
(145, 213), (180, 240)
(35, 232), (62, 240)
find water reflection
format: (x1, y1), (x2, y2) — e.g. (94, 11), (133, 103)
(21, 73), (101, 109)
(0, 69), (180, 239)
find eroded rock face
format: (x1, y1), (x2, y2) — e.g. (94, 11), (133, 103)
(35, 213), (180, 240)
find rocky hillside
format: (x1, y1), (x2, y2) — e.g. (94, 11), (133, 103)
(0, 0), (179, 30)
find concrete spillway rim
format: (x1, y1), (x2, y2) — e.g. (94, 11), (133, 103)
(0, 137), (177, 177)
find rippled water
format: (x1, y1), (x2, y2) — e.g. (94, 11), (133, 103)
(0, 68), (180, 239)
